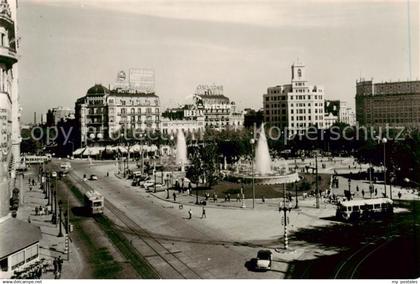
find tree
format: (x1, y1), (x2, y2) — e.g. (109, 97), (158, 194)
(186, 147), (202, 185)
(201, 143), (218, 188)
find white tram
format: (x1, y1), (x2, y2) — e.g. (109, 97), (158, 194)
(84, 190), (104, 215)
(336, 198), (393, 221)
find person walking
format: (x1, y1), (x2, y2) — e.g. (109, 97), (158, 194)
(398, 191), (402, 199)
(35, 206), (39, 216)
(201, 207), (206, 219)
(361, 189), (365, 198)
(53, 258), (58, 275)
(57, 256), (63, 273)
(173, 192), (177, 202)
(188, 209), (192, 219)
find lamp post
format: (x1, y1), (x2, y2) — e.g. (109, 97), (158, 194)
(239, 178), (245, 208)
(348, 176), (352, 201)
(51, 185), (57, 225)
(381, 137), (388, 197)
(315, 151), (319, 209)
(279, 183), (292, 250)
(250, 138), (255, 209)
(57, 200), (63, 237)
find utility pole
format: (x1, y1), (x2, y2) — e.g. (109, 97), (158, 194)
(280, 183), (292, 250)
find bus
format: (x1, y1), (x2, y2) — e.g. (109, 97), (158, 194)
(84, 190), (104, 215)
(336, 198), (393, 221)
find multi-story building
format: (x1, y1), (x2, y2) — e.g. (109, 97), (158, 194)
(160, 116), (205, 135)
(75, 82), (160, 146)
(263, 62), (325, 134)
(324, 100), (355, 126)
(193, 84), (243, 130)
(0, 0), (42, 277)
(355, 80), (420, 128)
(324, 113), (338, 129)
(46, 106), (74, 126)
(339, 101), (356, 126)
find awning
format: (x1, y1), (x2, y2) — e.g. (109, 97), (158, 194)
(73, 148), (85, 156)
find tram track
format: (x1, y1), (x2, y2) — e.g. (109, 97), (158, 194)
(63, 167), (203, 279)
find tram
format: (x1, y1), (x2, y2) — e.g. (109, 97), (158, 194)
(84, 190), (104, 215)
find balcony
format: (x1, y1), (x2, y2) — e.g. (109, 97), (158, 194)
(0, 46), (17, 66)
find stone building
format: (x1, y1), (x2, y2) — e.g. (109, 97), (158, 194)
(355, 79), (420, 128)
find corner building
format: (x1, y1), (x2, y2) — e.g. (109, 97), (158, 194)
(263, 62), (325, 135)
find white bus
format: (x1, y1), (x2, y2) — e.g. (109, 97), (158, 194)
(84, 190), (104, 215)
(336, 198), (393, 221)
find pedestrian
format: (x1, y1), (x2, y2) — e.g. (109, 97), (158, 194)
(362, 190), (365, 198)
(201, 207), (206, 219)
(214, 194), (217, 203)
(375, 188), (378, 196)
(356, 185), (359, 192)
(39, 205), (43, 215)
(188, 209), (192, 219)
(398, 191), (402, 199)
(262, 196), (265, 203)
(53, 258), (58, 274)
(57, 256), (62, 273)
(35, 206), (39, 216)
(107, 172), (109, 177)
(29, 185), (32, 191)
(224, 194), (227, 202)
(173, 192), (176, 202)
(236, 193), (240, 202)
(227, 193), (231, 202)
(27, 215), (31, 223)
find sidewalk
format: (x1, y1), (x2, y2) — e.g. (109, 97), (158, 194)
(15, 171), (84, 279)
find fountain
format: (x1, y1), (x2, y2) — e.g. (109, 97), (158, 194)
(176, 130), (188, 171)
(230, 123), (299, 185)
(255, 124), (272, 175)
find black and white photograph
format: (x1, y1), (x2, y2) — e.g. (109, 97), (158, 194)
(0, 0), (419, 281)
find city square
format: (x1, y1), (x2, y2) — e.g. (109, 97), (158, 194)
(0, 0), (419, 282)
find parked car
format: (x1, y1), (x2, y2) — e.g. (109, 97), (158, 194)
(90, 174), (98, 181)
(255, 250), (272, 271)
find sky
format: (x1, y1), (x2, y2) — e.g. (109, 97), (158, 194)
(18, 0), (419, 123)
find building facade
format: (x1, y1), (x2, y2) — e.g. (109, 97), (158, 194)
(263, 62), (325, 134)
(160, 116), (205, 135)
(193, 84), (243, 130)
(46, 106), (74, 126)
(355, 80), (420, 128)
(339, 101), (356, 126)
(75, 83), (160, 146)
(0, 0), (42, 277)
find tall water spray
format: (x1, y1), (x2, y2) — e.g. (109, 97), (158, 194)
(254, 123), (272, 175)
(176, 130), (188, 168)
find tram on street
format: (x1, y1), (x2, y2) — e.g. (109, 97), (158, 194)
(336, 198), (393, 221)
(84, 190), (104, 215)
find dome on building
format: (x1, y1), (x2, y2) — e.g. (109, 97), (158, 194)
(87, 84), (109, 95)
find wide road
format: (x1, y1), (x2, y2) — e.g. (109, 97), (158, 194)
(56, 160), (283, 279)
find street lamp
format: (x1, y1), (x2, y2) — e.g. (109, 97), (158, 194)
(348, 175), (352, 201)
(250, 138), (255, 209)
(381, 137), (388, 198)
(239, 178), (245, 208)
(279, 183), (293, 250)
(57, 200), (63, 237)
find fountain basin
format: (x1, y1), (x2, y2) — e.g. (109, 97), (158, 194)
(230, 171), (300, 185)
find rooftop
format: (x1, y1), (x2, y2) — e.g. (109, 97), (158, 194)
(0, 216), (42, 258)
